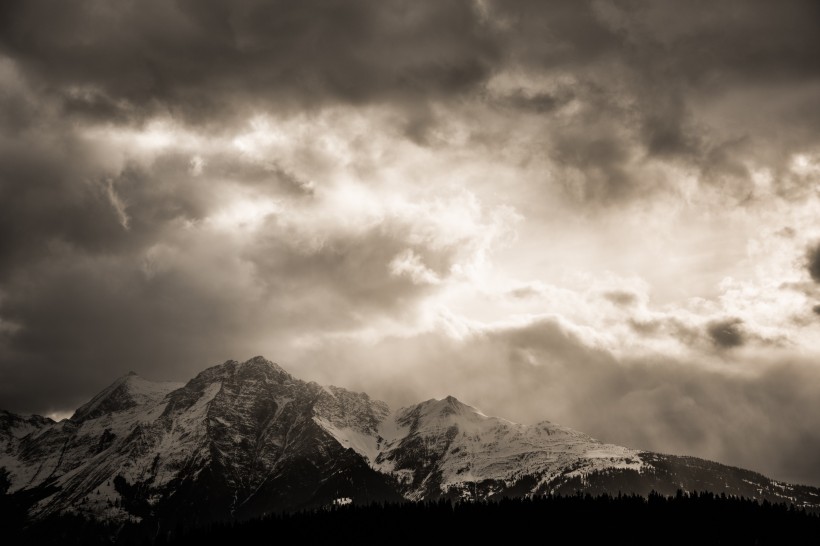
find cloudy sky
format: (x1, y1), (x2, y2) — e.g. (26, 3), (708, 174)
(2, 0), (820, 485)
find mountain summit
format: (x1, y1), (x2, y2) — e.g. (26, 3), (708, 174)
(71, 372), (182, 422)
(1, 357), (818, 526)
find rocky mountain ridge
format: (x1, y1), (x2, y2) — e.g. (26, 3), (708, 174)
(1, 356), (818, 526)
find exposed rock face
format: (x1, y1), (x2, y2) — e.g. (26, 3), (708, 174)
(1, 356), (818, 526)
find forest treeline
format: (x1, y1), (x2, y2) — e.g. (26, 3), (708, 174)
(4, 491), (819, 545)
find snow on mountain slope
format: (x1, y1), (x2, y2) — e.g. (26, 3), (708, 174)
(1, 356), (819, 525)
(312, 385), (390, 463)
(1, 357), (401, 523)
(374, 396), (644, 500)
(0, 410), (53, 442)
(0, 410), (54, 492)
(71, 372), (183, 422)
(0, 373), (182, 498)
(2, 374), (183, 518)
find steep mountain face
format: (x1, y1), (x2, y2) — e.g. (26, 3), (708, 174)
(0, 358), (401, 525)
(1, 357), (818, 527)
(71, 372), (174, 422)
(0, 410), (55, 493)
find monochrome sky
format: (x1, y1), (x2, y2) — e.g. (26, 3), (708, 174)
(2, 0), (820, 485)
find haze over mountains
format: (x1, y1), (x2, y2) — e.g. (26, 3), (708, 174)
(1, 357), (818, 527)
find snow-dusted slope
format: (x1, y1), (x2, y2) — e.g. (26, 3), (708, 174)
(1, 356), (818, 525)
(312, 384), (389, 463)
(71, 372), (181, 422)
(0, 410), (54, 492)
(373, 396), (643, 500)
(0, 357), (400, 523)
(0, 373), (185, 519)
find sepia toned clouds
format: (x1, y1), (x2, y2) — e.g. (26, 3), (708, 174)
(1, 0), (820, 485)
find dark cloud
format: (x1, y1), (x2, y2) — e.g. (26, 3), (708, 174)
(507, 284), (545, 299)
(637, 93), (700, 160)
(0, 130), (198, 282)
(806, 242), (820, 283)
(0, 213), (448, 413)
(552, 134), (639, 203)
(776, 226), (796, 238)
(602, 290), (637, 307)
(0, 0), (816, 204)
(628, 314), (780, 354)
(0, 251), (254, 413)
(497, 0), (820, 204)
(706, 318), (745, 349)
(629, 316), (701, 346)
(492, 89), (569, 114)
(0, 132), (122, 278)
(0, 0), (499, 125)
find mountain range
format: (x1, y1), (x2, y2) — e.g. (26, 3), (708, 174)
(1, 356), (818, 528)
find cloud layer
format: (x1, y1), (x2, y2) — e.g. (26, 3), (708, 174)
(1, 0), (820, 486)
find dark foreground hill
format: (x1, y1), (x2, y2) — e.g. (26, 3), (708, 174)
(5, 492), (820, 546)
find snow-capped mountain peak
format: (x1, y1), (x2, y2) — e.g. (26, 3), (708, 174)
(235, 355), (292, 378)
(368, 394), (646, 500)
(377, 396), (496, 447)
(417, 396), (483, 418)
(71, 372), (182, 422)
(2, 356), (819, 525)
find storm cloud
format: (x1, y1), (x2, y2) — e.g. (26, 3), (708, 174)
(2, 0), (820, 487)
(707, 318), (745, 349)
(806, 241), (820, 283)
